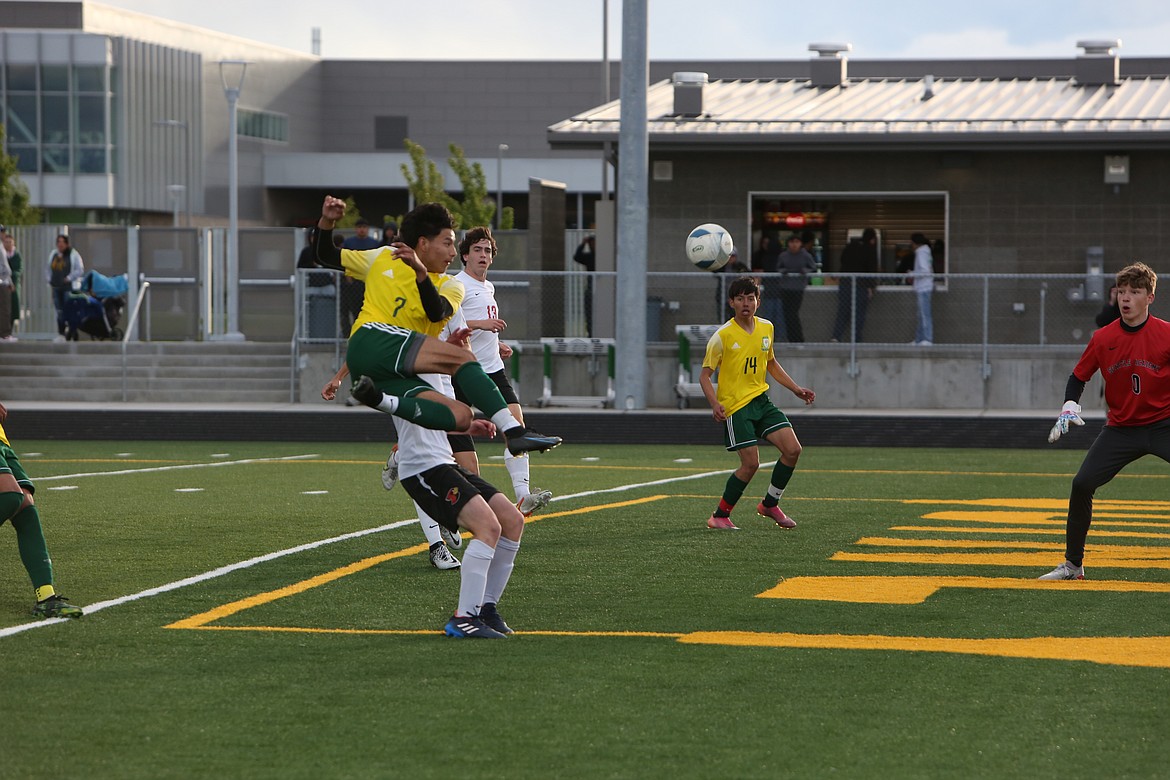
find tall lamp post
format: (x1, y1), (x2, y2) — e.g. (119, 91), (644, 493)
(219, 60), (248, 341)
(496, 143), (508, 229)
(153, 118), (191, 226)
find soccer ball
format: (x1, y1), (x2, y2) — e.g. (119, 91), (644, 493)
(685, 223), (734, 271)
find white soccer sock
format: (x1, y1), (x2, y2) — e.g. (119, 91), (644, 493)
(456, 539), (495, 617)
(766, 485), (785, 501)
(415, 503), (443, 546)
(376, 394), (400, 414)
(491, 409), (521, 433)
(483, 536), (520, 605)
(504, 450), (530, 500)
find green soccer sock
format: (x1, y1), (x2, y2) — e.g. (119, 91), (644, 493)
(761, 462), (795, 507)
(452, 362), (509, 419)
(391, 396), (458, 431)
(715, 474), (750, 517)
(10, 504), (53, 591)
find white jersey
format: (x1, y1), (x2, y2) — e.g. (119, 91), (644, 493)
(453, 270), (505, 373)
(391, 302), (467, 480)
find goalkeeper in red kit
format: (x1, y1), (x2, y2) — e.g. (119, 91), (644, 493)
(1041, 262), (1170, 579)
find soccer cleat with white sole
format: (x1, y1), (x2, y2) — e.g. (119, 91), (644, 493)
(1038, 561), (1085, 580)
(381, 445), (399, 491)
(706, 514), (739, 530)
(439, 524), (463, 549)
(516, 489), (553, 518)
(428, 542), (461, 570)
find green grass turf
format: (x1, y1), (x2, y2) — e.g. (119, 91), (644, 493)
(1, 441), (1167, 779)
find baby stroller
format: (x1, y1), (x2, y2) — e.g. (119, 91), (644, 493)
(63, 270), (129, 341)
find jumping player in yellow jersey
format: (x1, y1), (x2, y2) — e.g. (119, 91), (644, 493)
(0, 401), (83, 618)
(699, 276), (816, 530)
(314, 196), (560, 456)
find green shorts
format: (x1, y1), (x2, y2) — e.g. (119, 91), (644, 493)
(345, 323), (437, 398)
(722, 393), (791, 451)
(0, 441), (34, 494)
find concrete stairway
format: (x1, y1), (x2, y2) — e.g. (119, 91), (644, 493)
(0, 341), (294, 403)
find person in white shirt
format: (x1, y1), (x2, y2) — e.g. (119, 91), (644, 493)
(908, 232), (935, 345)
(451, 227), (553, 518)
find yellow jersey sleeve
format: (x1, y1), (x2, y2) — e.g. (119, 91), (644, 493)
(0, 421), (8, 447)
(339, 246), (386, 281)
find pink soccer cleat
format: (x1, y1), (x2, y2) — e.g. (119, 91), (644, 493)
(706, 514), (740, 530)
(757, 502), (796, 529)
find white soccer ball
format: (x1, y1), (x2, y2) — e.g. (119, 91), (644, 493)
(685, 223), (734, 271)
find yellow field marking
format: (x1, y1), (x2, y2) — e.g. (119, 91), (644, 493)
(678, 631), (1170, 669)
(922, 511), (1170, 528)
(831, 550), (1170, 568)
(893, 525), (1170, 541)
(166, 494), (671, 630)
(183, 625), (686, 639)
(854, 537), (1170, 558)
(757, 575), (1170, 604)
(908, 498), (1170, 509)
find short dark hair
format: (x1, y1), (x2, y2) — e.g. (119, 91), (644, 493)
(459, 226), (497, 261)
(399, 202), (456, 249)
(727, 275), (760, 300)
(354, 218), (369, 227)
(910, 232), (928, 246)
(861, 227), (877, 242)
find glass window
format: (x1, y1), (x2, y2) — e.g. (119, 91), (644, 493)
(74, 66), (106, 93)
(76, 147), (107, 173)
(41, 95), (69, 144)
(5, 96), (39, 143)
(237, 108), (288, 142)
(8, 145), (38, 173)
(42, 146), (70, 173)
(75, 96), (105, 144)
(5, 64), (37, 92)
(41, 64), (69, 91)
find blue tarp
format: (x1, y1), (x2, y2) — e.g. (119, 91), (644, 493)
(83, 270), (129, 299)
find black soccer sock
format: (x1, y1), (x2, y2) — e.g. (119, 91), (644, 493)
(715, 474), (749, 517)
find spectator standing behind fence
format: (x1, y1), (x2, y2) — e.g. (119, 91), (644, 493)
(830, 228), (879, 343)
(572, 234), (596, 338)
(715, 247), (750, 321)
(0, 240), (12, 340)
(775, 234), (817, 343)
(908, 233), (934, 345)
(750, 235), (784, 339)
(296, 228), (333, 289)
(46, 234), (85, 343)
(339, 218), (378, 336)
(1095, 284), (1121, 327)
(3, 233), (22, 339)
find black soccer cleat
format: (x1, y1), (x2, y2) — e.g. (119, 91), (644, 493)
(32, 595), (83, 619)
(504, 427), (562, 456)
(350, 375), (383, 409)
(479, 602), (514, 635)
(444, 614), (507, 639)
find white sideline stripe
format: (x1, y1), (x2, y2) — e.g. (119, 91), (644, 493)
(36, 453), (321, 482)
(2, 459), (736, 638)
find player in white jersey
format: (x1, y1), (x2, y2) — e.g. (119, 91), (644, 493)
(322, 308), (477, 570)
(452, 226), (553, 517)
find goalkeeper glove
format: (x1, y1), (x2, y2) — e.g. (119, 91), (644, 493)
(1047, 401), (1084, 443)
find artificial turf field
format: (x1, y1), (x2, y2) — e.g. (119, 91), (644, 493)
(1, 440), (1167, 779)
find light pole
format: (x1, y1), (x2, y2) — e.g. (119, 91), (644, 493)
(153, 118), (191, 226)
(166, 184), (185, 227)
(496, 143), (508, 229)
(219, 60), (248, 341)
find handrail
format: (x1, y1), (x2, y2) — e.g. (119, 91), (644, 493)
(121, 281), (152, 402)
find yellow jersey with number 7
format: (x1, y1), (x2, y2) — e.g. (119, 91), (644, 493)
(336, 246), (465, 338)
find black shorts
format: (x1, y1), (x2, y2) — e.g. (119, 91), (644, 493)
(401, 464), (500, 532)
(456, 368), (519, 408)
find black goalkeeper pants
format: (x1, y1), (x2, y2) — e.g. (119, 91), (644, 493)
(1065, 418), (1170, 565)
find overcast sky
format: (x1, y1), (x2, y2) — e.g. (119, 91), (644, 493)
(84, 0), (1170, 61)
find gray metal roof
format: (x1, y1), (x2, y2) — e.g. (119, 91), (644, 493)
(549, 74), (1170, 149)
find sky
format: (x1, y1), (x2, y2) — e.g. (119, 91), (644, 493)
(86, 0), (1170, 61)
